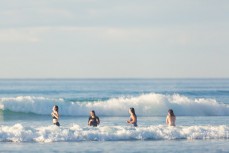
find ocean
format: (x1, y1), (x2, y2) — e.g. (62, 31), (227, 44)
(0, 79), (229, 153)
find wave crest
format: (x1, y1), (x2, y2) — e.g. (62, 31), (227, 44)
(0, 93), (229, 116)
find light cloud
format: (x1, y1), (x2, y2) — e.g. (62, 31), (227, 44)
(0, 28), (40, 43)
(1, 25), (228, 47)
(36, 8), (74, 18)
(0, 0), (229, 78)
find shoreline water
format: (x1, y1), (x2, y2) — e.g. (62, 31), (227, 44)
(1, 140), (229, 153)
(1, 116), (229, 143)
(0, 79), (229, 152)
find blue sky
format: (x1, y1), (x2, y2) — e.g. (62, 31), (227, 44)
(0, 0), (229, 78)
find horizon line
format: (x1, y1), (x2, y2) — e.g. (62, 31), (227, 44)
(0, 77), (229, 80)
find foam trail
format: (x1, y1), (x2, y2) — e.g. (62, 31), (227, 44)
(0, 93), (229, 116)
(0, 124), (229, 142)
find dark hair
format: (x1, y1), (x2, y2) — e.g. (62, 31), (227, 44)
(168, 109), (175, 117)
(54, 105), (59, 112)
(91, 110), (96, 116)
(130, 107), (136, 116)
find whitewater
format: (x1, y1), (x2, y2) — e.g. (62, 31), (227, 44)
(0, 93), (229, 116)
(1, 79), (229, 152)
(1, 124), (229, 142)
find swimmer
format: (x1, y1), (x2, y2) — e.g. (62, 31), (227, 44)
(166, 109), (176, 126)
(51, 105), (60, 126)
(88, 110), (100, 127)
(127, 107), (137, 127)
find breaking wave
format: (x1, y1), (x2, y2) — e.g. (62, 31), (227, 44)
(0, 124), (229, 142)
(0, 93), (229, 116)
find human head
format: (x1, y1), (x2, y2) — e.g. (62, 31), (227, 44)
(53, 105), (59, 112)
(129, 107), (136, 115)
(90, 110), (95, 116)
(168, 109), (175, 116)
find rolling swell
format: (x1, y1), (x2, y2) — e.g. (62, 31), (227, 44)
(0, 93), (229, 116)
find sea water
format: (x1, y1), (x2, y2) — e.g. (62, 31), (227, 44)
(0, 79), (229, 153)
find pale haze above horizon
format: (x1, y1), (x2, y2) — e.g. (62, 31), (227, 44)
(0, 0), (229, 78)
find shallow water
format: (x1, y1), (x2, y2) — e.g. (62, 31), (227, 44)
(1, 140), (229, 153)
(1, 116), (229, 143)
(1, 79), (229, 152)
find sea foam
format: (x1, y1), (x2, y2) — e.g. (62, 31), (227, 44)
(0, 124), (229, 142)
(0, 93), (229, 116)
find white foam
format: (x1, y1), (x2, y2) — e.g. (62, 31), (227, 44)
(0, 93), (229, 116)
(0, 124), (229, 142)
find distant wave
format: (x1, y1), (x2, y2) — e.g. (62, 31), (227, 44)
(0, 124), (229, 142)
(0, 93), (229, 116)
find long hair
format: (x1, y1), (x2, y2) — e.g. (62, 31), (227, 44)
(54, 105), (59, 112)
(168, 109), (175, 117)
(130, 107), (136, 117)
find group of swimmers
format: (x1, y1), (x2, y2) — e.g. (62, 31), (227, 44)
(51, 105), (176, 127)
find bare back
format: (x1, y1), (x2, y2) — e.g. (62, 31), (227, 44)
(166, 115), (176, 126)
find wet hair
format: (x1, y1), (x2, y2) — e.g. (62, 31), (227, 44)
(54, 105), (59, 112)
(168, 109), (175, 117)
(130, 107), (136, 117)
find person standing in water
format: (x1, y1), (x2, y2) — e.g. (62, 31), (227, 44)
(127, 107), (137, 127)
(88, 110), (100, 127)
(51, 105), (60, 126)
(166, 109), (176, 126)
